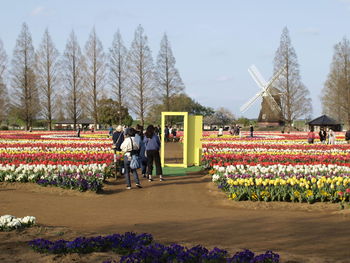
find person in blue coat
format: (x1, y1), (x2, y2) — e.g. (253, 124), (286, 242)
(134, 124), (148, 178)
(144, 125), (163, 181)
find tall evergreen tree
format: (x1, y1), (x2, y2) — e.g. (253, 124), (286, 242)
(84, 27), (106, 128)
(156, 33), (184, 111)
(273, 27), (312, 128)
(109, 29), (128, 125)
(36, 28), (60, 130)
(127, 25), (155, 126)
(11, 23), (39, 130)
(62, 30), (85, 130)
(322, 37), (350, 127)
(0, 39), (8, 123)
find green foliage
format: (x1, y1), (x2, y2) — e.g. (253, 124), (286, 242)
(97, 98), (133, 126)
(32, 119), (47, 128)
(7, 106), (25, 127)
(146, 93), (214, 125)
(236, 117), (252, 127)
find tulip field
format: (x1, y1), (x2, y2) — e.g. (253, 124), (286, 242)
(203, 131), (350, 204)
(0, 130), (116, 192)
(1, 130), (350, 204)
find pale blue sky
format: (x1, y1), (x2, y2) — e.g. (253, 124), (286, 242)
(1, 0), (349, 118)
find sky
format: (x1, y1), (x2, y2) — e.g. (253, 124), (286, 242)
(0, 0), (350, 119)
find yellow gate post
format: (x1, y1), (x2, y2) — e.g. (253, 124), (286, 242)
(161, 112), (202, 168)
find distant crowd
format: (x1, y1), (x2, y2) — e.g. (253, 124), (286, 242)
(217, 124), (254, 138)
(307, 127), (350, 144)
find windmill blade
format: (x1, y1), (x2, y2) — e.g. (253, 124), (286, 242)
(264, 65), (286, 91)
(240, 90), (264, 113)
(250, 65), (267, 87)
(248, 65), (267, 89)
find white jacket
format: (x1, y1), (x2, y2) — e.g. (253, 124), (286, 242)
(121, 137), (139, 157)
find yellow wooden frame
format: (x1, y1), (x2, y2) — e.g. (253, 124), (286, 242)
(161, 112), (188, 168)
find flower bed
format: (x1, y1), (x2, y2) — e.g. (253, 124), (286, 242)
(0, 215), (36, 231)
(0, 131), (120, 192)
(29, 232), (153, 255)
(203, 131), (350, 204)
(28, 232), (280, 263)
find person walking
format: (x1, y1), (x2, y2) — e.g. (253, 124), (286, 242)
(172, 127), (177, 141)
(164, 126), (169, 142)
(307, 128), (315, 144)
(144, 125), (163, 182)
(328, 129), (336, 145)
(250, 124), (254, 137)
(218, 127), (223, 137)
(237, 125), (242, 138)
(169, 126), (173, 140)
(76, 126), (81, 137)
(345, 129), (350, 144)
(319, 127), (326, 143)
(229, 126), (234, 135)
(108, 126), (114, 137)
(134, 124), (148, 178)
(112, 125), (125, 176)
(121, 128), (142, 189)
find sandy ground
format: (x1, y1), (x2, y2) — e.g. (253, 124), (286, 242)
(1, 172), (350, 263)
(164, 141), (184, 164)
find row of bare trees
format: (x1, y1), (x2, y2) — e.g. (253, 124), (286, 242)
(0, 23), (184, 130)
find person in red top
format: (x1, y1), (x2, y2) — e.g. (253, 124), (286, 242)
(307, 128), (315, 144)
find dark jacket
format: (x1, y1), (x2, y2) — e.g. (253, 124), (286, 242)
(112, 131), (124, 151)
(345, 130), (350, 141)
(135, 133), (146, 158)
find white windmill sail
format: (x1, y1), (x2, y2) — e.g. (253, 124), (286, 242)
(240, 91), (264, 113)
(240, 64), (286, 113)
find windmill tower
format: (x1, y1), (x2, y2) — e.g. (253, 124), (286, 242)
(240, 65), (285, 127)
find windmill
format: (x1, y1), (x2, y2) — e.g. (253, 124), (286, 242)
(240, 65), (286, 126)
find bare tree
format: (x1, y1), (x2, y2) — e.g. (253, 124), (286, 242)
(62, 31), (85, 130)
(209, 107), (235, 127)
(156, 33), (184, 111)
(109, 29), (128, 124)
(55, 93), (66, 121)
(36, 29), (60, 130)
(127, 25), (155, 126)
(273, 27), (312, 128)
(322, 37), (350, 127)
(84, 27), (106, 129)
(0, 39), (8, 123)
(11, 23), (40, 130)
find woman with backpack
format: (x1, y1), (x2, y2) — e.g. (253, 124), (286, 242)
(134, 124), (148, 178)
(120, 128), (142, 189)
(144, 125), (163, 182)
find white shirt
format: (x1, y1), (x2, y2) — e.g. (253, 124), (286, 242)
(218, 128), (223, 135)
(120, 137), (139, 157)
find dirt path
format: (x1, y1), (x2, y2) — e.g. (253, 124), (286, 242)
(1, 174), (350, 263)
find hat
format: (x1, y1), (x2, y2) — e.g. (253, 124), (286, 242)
(116, 125), (123, 132)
